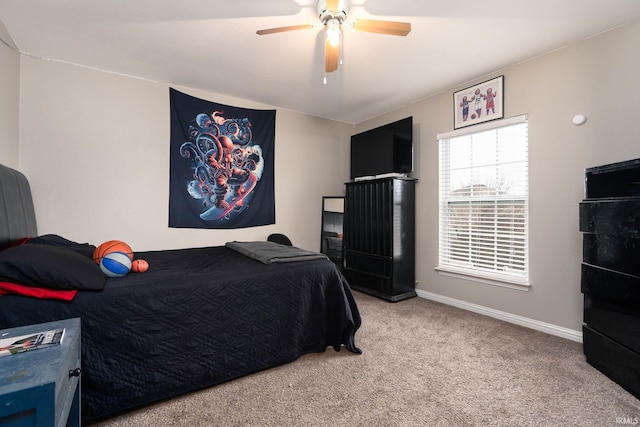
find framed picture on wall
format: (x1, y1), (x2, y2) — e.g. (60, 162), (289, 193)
(454, 75), (504, 129)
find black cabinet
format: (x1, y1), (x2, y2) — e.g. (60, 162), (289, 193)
(321, 196), (344, 269)
(579, 157), (640, 399)
(343, 177), (416, 302)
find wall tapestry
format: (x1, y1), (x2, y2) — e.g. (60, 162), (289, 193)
(169, 88), (275, 229)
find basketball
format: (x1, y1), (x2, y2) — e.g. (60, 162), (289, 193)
(471, 113), (477, 119)
(99, 251), (132, 278)
(93, 240), (133, 264)
(131, 259), (149, 273)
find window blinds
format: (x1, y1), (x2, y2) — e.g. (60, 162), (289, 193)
(438, 115), (528, 284)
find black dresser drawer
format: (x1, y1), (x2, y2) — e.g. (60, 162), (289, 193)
(579, 199), (640, 238)
(581, 263), (640, 308)
(584, 294), (640, 354)
(344, 268), (391, 296)
(583, 325), (640, 399)
(583, 233), (640, 276)
(344, 250), (392, 278)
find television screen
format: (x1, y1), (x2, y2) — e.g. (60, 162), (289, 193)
(350, 116), (413, 180)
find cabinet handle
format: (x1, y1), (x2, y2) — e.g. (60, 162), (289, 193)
(69, 368), (81, 378)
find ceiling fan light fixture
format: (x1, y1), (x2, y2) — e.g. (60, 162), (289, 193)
(326, 19), (341, 47)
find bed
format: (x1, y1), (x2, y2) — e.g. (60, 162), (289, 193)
(0, 163), (361, 423)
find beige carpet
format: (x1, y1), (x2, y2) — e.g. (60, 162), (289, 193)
(91, 291), (640, 426)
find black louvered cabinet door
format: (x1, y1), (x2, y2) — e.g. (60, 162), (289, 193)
(343, 177), (416, 302)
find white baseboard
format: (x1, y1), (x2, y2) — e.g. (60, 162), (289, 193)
(416, 290), (583, 343)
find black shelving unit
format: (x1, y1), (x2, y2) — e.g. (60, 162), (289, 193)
(343, 177), (417, 302)
(579, 157), (640, 399)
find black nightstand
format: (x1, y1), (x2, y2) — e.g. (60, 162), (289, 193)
(0, 318), (81, 426)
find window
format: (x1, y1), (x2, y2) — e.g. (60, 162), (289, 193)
(437, 115), (529, 287)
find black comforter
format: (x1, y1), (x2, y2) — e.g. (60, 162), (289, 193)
(0, 245), (361, 422)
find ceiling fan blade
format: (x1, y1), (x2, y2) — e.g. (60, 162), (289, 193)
(352, 19), (411, 36)
(325, 40), (339, 73)
(256, 24), (314, 35)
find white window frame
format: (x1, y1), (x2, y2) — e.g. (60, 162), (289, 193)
(436, 115), (530, 290)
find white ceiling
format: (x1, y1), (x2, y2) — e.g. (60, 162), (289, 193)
(1, 0), (640, 124)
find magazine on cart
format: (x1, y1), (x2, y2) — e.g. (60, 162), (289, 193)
(0, 328), (65, 357)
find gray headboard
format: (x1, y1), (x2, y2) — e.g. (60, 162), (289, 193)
(0, 163), (37, 249)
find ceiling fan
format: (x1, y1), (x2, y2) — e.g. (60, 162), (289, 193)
(256, 0), (411, 76)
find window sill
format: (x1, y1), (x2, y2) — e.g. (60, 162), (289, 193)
(435, 266), (531, 291)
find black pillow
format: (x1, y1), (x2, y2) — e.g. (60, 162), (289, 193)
(26, 234), (97, 259)
(0, 244), (106, 290)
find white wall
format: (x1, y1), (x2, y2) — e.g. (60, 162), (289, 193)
(18, 56), (352, 251)
(0, 38), (19, 167)
(357, 21), (640, 333)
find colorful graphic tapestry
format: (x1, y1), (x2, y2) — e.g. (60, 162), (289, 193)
(169, 88), (275, 229)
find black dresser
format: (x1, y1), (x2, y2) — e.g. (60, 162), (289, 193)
(579, 157), (640, 399)
(343, 177), (417, 302)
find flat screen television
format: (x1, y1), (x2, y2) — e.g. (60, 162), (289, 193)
(350, 116), (413, 180)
